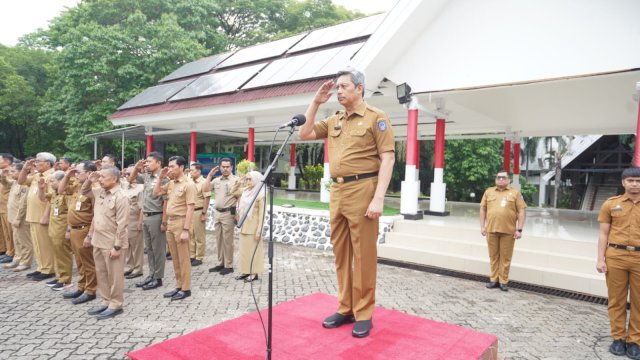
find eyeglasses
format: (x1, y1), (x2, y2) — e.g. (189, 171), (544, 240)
(495, 176), (508, 180)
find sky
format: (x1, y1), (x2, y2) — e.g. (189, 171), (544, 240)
(0, 0), (397, 47)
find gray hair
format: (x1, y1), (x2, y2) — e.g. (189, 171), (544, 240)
(336, 68), (365, 98)
(53, 170), (65, 181)
(37, 152), (56, 167)
(101, 165), (121, 179)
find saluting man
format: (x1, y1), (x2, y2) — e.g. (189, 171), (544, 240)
(298, 68), (395, 338)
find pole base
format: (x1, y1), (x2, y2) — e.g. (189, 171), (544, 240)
(423, 210), (450, 217)
(401, 212), (424, 220)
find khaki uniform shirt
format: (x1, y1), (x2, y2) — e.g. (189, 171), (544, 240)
(6, 179), (27, 223)
(25, 168), (54, 223)
(480, 186), (527, 234)
(212, 175), (238, 209)
(162, 175), (196, 217)
(123, 183), (144, 230)
(313, 101), (395, 177)
(0, 173), (10, 215)
(67, 182), (95, 227)
(136, 170), (166, 213)
(89, 185), (129, 250)
(191, 176), (210, 209)
(598, 194), (640, 247)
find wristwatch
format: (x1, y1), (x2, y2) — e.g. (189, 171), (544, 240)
(517, 229), (523, 233)
(113, 245), (121, 251)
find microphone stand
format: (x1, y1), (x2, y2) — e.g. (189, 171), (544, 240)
(237, 124), (296, 360)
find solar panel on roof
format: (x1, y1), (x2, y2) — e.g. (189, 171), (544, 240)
(288, 14), (384, 53)
(243, 43), (364, 89)
(170, 63), (265, 101)
(217, 33), (307, 68)
(118, 79), (195, 110)
(159, 53), (233, 82)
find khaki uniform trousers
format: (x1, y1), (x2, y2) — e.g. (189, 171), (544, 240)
(125, 228), (144, 275)
(0, 213), (14, 256)
(166, 217), (192, 291)
(330, 178), (379, 321)
(605, 247), (640, 344)
(12, 222), (33, 266)
(189, 209), (206, 261)
(49, 216), (73, 283)
(29, 221), (54, 274)
(486, 232), (516, 284)
(94, 247), (124, 310)
(69, 227), (96, 295)
(214, 211), (234, 268)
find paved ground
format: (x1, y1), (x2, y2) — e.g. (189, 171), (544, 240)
(0, 232), (621, 360)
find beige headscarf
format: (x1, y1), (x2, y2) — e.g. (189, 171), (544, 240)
(238, 171), (264, 220)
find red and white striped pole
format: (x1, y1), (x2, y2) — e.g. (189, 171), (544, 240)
(400, 96), (421, 218)
(428, 118), (447, 214)
(289, 144), (296, 190)
(247, 128), (255, 162)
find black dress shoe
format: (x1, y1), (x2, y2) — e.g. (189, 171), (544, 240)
(0, 256), (14, 263)
(124, 270), (132, 276)
(142, 278), (162, 290)
(209, 265), (224, 273)
(166, 252), (172, 260)
(322, 313), (356, 329)
(610, 339), (627, 356)
(96, 308), (123, 320)
(63, 289), (84, 299)
(125, 272), (143, 279)
(163, 288), (181, 298)
(26, 270), (41, 278)
(171, 290), (191, 301)
(32, 273), (55, 281)
(352, 320), (373, 338)
(219, 268), (233, 275)
(72, 293), (97, 305)
(135, 276), (153, 288)
(244, 275), (258, 283)
(87, 305), (108, 315)
(486, 281), (499, 289)
(626, 342), (640, 359)
(235, 274), (250, 280)
(191, 259), (202, 266)
(499, 283), (509, 292)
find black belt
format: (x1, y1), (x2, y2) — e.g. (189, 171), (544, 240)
(70, 224), (90, 230)
(144, 211), (162, 216)
(216, 207), (230, 212)
(609, 243), (640, 252)
(194, 207), (203, 211)
(332, 172), (378, 184)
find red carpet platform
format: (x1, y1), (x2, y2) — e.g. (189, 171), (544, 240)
(128, 293), (498, 360)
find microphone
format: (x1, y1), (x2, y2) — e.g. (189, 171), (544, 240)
(278, 114), (306, 129)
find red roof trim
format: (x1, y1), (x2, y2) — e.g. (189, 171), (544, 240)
(110, 79), (328, 120)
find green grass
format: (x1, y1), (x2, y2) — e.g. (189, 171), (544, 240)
(272, 198), (400, 216)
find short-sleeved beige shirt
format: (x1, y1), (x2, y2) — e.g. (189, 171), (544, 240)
(313, 101), (395, 178)
(598, 194), (640, 247)
(163, 175), (196, 217)
(25, 168), (54, 223)
(212, 175), (238, 209)
(480, 186), (527, 234)
(91, 185), (129, 249)
(191, 176), (210, 209)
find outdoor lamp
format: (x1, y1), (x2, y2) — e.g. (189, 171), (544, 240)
(396, 83), (412, 104)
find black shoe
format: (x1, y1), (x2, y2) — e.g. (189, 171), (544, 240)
(0, 256), (14, 264)
(46, 279), (59, 287)
(499, 283), (509, 292)
(219, 268), (233, 275)
(244, 275), (258, 283)
(352, 320), (373, 338)
(322, 313), (356, 329)
(142, 278), (162, 290)
(626, 342), (640, 359)
(96, 308), (123, 320)
(135, 276), (153, 288)
(163, 288), (181, 298)
(235, 274), (250, 280)
(209, 265), (224, 273)
(32, 273), (55, 281)
(63, 289), (84, 299)
(72, 293), (96, 305)
(166, 252), (172, 260)
(125, 272), (143, 279)
(87, 305), (108, 315)
(610, 339), (626, 356)
(124, 270), (133, 276)
(171, 290), (191, 301)
(26, 270), (41, 278)
(191, 259), (202, 266)
(486, 281), (500, 289)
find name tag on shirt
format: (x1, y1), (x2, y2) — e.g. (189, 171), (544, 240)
(500, 199), (507, 208)
(76, 201), (82, 211)
(54, 207), (59, 217)
(33, 187), (38, 194)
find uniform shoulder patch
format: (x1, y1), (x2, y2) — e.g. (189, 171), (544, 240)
(377, 119), (387, 131)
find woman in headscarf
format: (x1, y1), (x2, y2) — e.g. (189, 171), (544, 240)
(234, 171), (265, 282)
